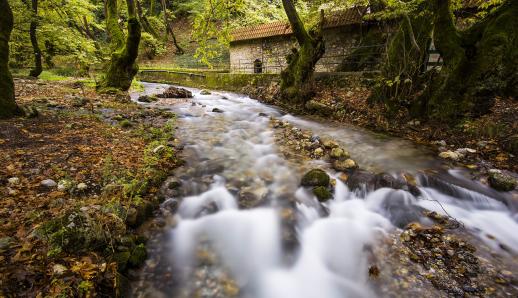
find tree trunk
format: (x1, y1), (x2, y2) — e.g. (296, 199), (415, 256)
(419, 0), (518, 120)
(98, 0), (142, 91)
(375, 0), (517, 122)
(370, 0), (434, 111)
(137, 0), (159, 38)
(159, 0), (184, 54)
(26, 0), (42, 77)
(0, 0), (21, 118)
(280, 0), (325, 102)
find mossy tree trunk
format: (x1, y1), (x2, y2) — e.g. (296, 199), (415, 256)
(159, 0), (184, 54)
(0, 0), (21, 118)
(372, 1), (433, 111)
(280, 0), (325, 102)
(22, 0), (43, 77)
(98, 0), (142, 91)
(377, 0), (518, 122)
(419, 0), (518, 120)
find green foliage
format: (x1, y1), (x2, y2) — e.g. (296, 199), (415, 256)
(38, 70), (68, 81)
(9, 0), (103, 69)
(139, 32), (166, 59)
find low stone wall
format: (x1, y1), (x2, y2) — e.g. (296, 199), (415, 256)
(138, 70), (378, 92)
(138, 70), (280, 92)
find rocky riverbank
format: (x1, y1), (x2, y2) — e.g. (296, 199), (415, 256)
(271, 119), (518, 297)
(242, 81), (518, 192)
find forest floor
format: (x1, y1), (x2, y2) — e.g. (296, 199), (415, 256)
(0, 78), (180, 297)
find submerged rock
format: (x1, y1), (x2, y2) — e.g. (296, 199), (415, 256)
(200, 89), (212, 95)
(157, 86), (193, 98)
(212, 108), (224, 113)
(488, 170), (517, 191)
(301, 169), (330, 187)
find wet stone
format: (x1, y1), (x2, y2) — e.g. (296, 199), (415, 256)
(156, 86), (193, 98)
(301, 169), (330, 187)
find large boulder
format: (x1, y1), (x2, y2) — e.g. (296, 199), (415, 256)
(156, 86), (193, 98)
(301, 169), (330, 187)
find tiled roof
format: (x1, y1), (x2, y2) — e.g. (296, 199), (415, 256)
(231, 7), (369, 42)
(231, 21), (293, 42)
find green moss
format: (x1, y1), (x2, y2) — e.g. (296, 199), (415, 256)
(489, 172), (517, 192)
(301, 169), (330, 187)
(138, 71), (279, 92)
(119, 119), (133, 128)
(98, 0), (141, 91)
(128, 244), (147, 267)
(313, 186), (332, 202)
(113, 251), (131, 271)
(38, 70), (68, 81)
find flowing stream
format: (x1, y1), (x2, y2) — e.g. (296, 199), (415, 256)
(129, 83), (518, 297)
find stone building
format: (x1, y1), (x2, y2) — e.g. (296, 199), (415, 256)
(229, 7), (388, 74)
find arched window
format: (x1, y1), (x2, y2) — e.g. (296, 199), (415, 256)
(253, 59), (263, 73)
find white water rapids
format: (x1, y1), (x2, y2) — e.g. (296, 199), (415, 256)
(130, 83), (518, 297)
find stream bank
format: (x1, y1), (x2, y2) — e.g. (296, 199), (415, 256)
(138, 69), (517, 175)
(129, 82), (518, 298)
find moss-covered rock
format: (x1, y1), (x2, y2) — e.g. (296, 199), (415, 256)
(489, 171), (517, 191)
(330, 147), (350, 160)
(301, 169), (329, 187)
(128, 244), (147, 267)
(113, 251), (131, 271)
(313, 186), (332, 202)
(332, 159), (358, 172)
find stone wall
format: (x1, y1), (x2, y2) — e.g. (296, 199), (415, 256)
(138, 70), (280, 92)
(230, 25), (380, 74)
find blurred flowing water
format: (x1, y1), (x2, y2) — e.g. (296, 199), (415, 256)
(129, 83), (518, 298)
